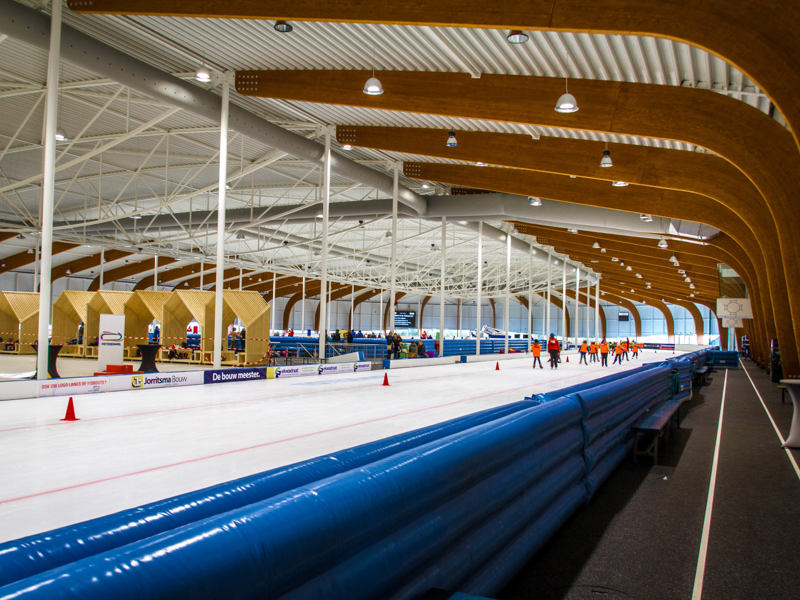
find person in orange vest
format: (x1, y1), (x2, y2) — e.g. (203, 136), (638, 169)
(613, 341), (625, 365)
(579, 340), (589, 364)
(547, 334), (561, 369)
(631, 340), (639, 358)
(589, 340), (599, 363)
(531, 339), (543, 369)
(600, 338), (609, 367)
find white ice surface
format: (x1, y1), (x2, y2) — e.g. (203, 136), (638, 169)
(0, 350), (677, 542)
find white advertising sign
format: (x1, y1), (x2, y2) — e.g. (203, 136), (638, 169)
(97, 313), (125, 372)
(40, 376), (110, 397)
(716, 298), (752, 320)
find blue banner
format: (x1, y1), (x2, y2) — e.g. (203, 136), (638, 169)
(204, 367), (267, 384)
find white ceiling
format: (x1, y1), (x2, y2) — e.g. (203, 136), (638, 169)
(0, 0), (771, 298)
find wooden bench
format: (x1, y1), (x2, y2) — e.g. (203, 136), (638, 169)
(632, 399), (683, 464)
(694, 365), (711, 386)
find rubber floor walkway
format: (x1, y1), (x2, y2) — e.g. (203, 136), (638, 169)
(499, 360), (800, 600)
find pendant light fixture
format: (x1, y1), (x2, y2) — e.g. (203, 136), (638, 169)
(600, 148), (613, 168)
(658, 237), (669, 249)
(195, 66), (211, 83)
(592, 241), (601, 249)
(363, 69), (384, 95)
(528, 196), (542, 206)
(446, 131), (458, 147)
(506, 30), (529, 44)
(612, 181), (629, 187)
(555, 78), (579, 113)
(273, 21), (293, 33)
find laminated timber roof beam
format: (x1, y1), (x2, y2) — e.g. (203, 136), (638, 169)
(240, 70), (800, 351)
(406, 161), (791, 369)
(70, 1), (800, 152)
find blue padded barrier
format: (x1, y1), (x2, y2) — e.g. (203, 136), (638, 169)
(0, 400), (534, 588)
(707, 350), (739, 367)
(281, 428), (585, 599)
(0, 398), (583, 600)
(530, 363), (661, 403)
(389, 459), (587, 599)
(574, 365), (674, 496)
(459, 480), (588, 595)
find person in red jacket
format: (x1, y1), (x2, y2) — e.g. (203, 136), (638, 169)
(531, 339), (543, 369)
(547, 334), (561, 369)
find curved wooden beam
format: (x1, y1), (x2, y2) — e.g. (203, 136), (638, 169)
(561, 289), (607, 339)
(383, 292), (407, 332)
(599, 292), (643, 338)
(88, 257), (177, 291)
(351, 289), (383, 330)
(282, 280), (323, 331)
(236, 70), (800, 353)
(419, 295), (431, 333)
(51, 249), (132, 282)
(536, 291), (572, 338)
(314, 282), (358, 330)
(0, 242), (77, 275)
(406, 162), (795, 373)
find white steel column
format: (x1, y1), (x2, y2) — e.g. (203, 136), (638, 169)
(586, 276), (591, 341)
(439, 217), (446, 356)
(561, 260), (567, 343)
(270, 272), (276, 334)
(212, 71), (230, 369)
(301, 276), (306, 333)
(546, 252), (551, 337)
(389, 164), (399, 333)
(239, 268), (243, 291)
(36, 0), (62, 379)
(200, 262), (204, 289)
(99, 248), (104, 290)
(317, 130), (331, 361)
(350, 285), (354, 330)
(153, 254), (158, 290)
(33, 245), (39, 293)
(595, 279), (601, 339)
(504, 231), (511, 354)
(476, 222), (482, 356)
(528, 246), (533, 345)
(575, 267), (581, 348)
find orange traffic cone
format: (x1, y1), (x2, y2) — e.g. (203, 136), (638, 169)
(61, 397), (79, 421)
(565, 355), (569, 363)
(382, 373), (390, 386)
(495, 362), (500, 371)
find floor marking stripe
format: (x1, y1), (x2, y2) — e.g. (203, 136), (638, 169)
(740, 360), (800, 480)
(691, 369), (727, 600)
(0, 382), (534, 506)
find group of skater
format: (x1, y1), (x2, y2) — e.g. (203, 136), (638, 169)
(530, 334), (640, 369)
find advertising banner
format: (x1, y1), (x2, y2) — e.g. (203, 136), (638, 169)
(267, 364), (320, 379)
(111, 370), (205, 392)
(39, 376), (109, 397)
(204, 367), (266, 384)
(97, 313), (125, 372)
(266, 362), (371, 379)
